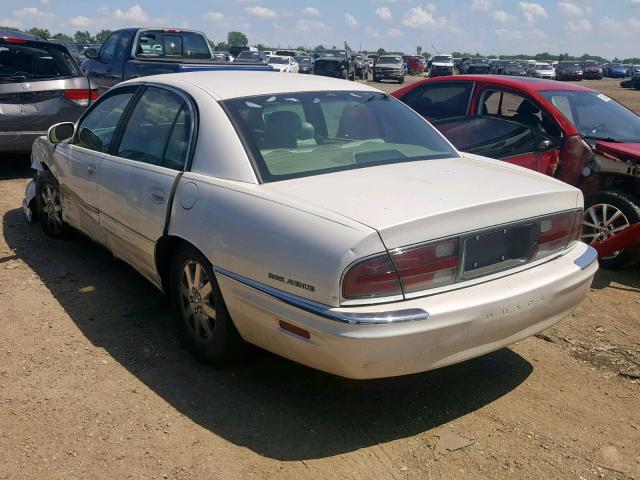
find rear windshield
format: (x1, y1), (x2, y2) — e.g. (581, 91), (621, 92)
(0, 43), (79, 82)
(236, 51), (262, 60)
(135, 31), (211, 59)
(268, 57), (288, 64)
(379, 56), (402, 64)
(223, 91), (458, 182)
(433, 56), (452, 63)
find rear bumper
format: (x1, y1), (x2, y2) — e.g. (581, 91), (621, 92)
(218, 243), (597, 379)
(0, 131), (46, 153)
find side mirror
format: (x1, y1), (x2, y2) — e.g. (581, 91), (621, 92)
(48, 122), (75, 144)
(537, 139), (554, 151)
(85, 48), (98, 60)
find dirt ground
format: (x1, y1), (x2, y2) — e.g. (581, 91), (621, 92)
(0, 76), (639, 480)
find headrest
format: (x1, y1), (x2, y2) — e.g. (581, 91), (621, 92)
(299, 122), (315, 140)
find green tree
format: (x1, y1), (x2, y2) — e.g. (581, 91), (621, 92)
(26, 27), (51, 39)
(74, 30), (93, 44)
(0, 25), (22, 32)
(255, 43), (268, 52)
(51, 32), (73, 41)
(376, 47), (386, 55)
(213, 41), (228, 52)
(227, 31), (248, 47)
(312, 44), (326, 54)
(94, 29), (112, 44)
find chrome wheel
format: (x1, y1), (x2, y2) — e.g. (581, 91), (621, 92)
(40, 183), (63, 235)
(581, 203), (630, 258)
(180, 260), (217, 342)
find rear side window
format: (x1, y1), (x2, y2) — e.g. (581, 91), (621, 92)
(135, 31), (210, 59)
(74, 91), (135, 153)
(0, 43), (78, 82)
(116, 87), (191, 169)
(401, 82), (473, 120)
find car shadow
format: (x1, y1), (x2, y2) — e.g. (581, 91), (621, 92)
(3, 207), (533, 461)
(590, 265), (640, 293)
(0, 154), (32, 180)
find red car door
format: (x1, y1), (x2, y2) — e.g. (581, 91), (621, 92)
(468, 85), (562, 175)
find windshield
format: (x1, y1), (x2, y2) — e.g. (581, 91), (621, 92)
(295, 57), (311, 65)
(559, 62), (581, 68)
(268, 57), (288, 65)
(236, 51), (262, 60)
(472, 58), (489, 64)
(223, 91), (459, 182)
(0, 43), (79, 82)
(136, 31), (211, 59)
(322, 50), (347, 58)
(433, 56), (452, 63)
(379, 56), (402, 64)
(536, 64), (552, 70)
(541, 90), (640, 143)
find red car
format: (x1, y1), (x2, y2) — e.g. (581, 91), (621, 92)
(392, 76), (640, 269)
(403, 55), (426, 76)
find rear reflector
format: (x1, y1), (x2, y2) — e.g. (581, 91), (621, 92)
(278, 320), (310, 339)
(63, 89), (99, 107)
(342, 254), (402, 299)
(391, 238), (459, 293)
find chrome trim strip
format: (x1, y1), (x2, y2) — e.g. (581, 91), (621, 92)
(574, 245), (598, 270)
(214, 267), (430, 325)
(0, 131), (46, 136)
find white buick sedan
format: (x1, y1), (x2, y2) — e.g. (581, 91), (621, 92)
(26, 72), (597, 379)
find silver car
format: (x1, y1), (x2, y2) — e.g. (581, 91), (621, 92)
(0, 33), (96, 153)
(25, 72), (596, 379)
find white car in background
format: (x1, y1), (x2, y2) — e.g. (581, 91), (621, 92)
(25, 72), (597, 379)
(529, 62), (556, 79)
(267, 55), (299, 73)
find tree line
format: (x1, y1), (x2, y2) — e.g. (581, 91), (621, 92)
(0, 25), (113, 44)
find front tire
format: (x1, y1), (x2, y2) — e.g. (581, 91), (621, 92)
(582, 191), (640, 269)
(36, 170), (72, 239)
(170, 244), (247, 364)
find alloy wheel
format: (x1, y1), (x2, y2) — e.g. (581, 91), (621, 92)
(41, 183), (63, 235)
(180, 260), (217, 342)
(581, 203), (631, 258)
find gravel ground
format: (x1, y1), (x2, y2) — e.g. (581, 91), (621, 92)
(0, 75), (639, 480)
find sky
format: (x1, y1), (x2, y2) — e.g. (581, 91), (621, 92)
(2, 0), (640, 58)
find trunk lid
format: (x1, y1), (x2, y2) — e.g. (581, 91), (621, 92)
(262, 155), (580, 249)
(595, 141), (640, 164)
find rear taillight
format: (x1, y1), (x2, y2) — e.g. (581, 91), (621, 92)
(535, 210), (583, 260)
(390, 238), (459, 293)
(342, 254), (402, 299)
(63, 89), (99, 107)
(2, 37), (28, 44)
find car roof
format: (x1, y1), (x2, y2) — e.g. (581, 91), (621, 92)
(422, 75), (595, 92)
(124, 71), (380, 100)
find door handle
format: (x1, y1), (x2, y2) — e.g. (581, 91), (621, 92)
(149, 187), (166, 204)
(87, 165), (96, 178)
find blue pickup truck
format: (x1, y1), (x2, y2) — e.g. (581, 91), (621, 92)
(82, 28), (271, 94)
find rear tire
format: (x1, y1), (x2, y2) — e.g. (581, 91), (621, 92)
(170, 244), (247, 364)
(36, 170), (73, 239)
(582, 191), (640, 269)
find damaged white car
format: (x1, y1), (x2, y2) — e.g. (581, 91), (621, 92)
(24, 72), (597, 379)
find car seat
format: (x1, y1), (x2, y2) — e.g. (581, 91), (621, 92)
(263, 111), (302, 149)
(512, 100), (543, 130)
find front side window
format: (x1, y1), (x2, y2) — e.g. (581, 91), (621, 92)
(434, 116), (548, 159)
(99, 33), (119, 63)
(401, 82), (473, 120)
(223, 91), (458, 182)
(74, 91), (135, 152)
(116, 87), (190, 168)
